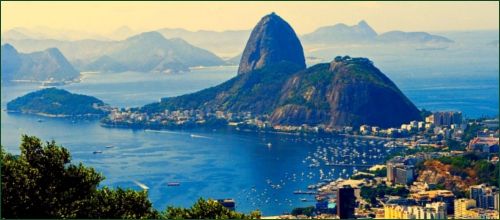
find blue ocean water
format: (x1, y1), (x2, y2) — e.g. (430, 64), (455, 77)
(1, 31), (499, 215)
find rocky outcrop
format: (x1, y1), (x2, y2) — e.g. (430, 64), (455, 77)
(237, 12), (305, 74)
(270, 56), (422, 128)
(140, 14), (422, 129)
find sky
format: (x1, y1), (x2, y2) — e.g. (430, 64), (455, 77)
(1, 1), (499, 35)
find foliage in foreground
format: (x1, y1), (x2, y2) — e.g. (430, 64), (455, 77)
(291, 206), (315, 217)
(1, 135), (259, 219)
(163, 198), (261, 219)
(1, 135), (157, 218)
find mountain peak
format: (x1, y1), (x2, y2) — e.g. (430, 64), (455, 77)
(237, 13), (306, 74)
(44, 47), (63, 55)
(1, 43), (17, 52)
(126, 31), (165, 42)
(358, 20), (369, 26)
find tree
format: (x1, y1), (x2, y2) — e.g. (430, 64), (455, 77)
(291, 206), (315, 216)
(162, 198), (260, 219)
(2, 135), (260, 219)
(77, 187), (158, 219)
(1, 135), (157, 218)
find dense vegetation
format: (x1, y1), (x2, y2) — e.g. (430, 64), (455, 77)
(163, 198), (261, 219)
(140, 62), (303, 114)
(291, 206), (316, 217)
(360, 184), (409, 206)
(7, 88), (108, 117)
(1, 135), (259, 219)
(436, 154), (499, 187)
(385, 145), (447, 162)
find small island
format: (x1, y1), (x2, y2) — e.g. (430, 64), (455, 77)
(7, 88), (110, 118)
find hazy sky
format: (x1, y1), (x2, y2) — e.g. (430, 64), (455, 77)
(1, 1), (499, 34)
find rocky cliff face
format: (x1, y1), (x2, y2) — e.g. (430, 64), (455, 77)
(237, 12), (306, 74)
(270, 56), (422, 128)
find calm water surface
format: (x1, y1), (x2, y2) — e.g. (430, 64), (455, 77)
(2, 43), (499, 215)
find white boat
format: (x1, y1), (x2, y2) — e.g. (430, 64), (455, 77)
(133, 180), (149, 190)
(167, 182), (180, 186)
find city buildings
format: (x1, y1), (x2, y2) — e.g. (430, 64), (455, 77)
(429, 111), (463, 127)
(411, 190), (455, 215)
(454, 198), (477, 219)
(384, 202), (446, 219)
(467, 136), (499, 153)
(469, 184), (499, 210)
(387, 158), (415, 185)
(337, 185), (356, 219)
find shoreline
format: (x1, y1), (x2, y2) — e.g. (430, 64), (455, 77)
(6, 110), (106, 119)
(99, 121), (409, 140)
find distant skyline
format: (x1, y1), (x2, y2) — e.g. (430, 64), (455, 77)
(1, 1), (499, 35)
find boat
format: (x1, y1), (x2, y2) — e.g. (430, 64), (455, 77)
(293, 190), (317, 195)
(300, 198), (308, 202)
(267, 143), (272, 147)
(93, 150), (103, 154)
(37, 119), (43, 123)
(105, 145), (114, 148)
(133, 180), (149, 190)
(167, 182), (180, 186)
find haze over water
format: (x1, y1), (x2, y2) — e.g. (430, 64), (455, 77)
(1, 35), (498, 213)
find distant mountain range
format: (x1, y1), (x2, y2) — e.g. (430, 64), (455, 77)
(302, 20), (378, 44)
(157, 28), (251, 58)
(139, 13), (422, 128)
(2, 26), (110, 41)
(1, 44), (79, 82)
(301, 20), (453, 45)
(2, 31), (225, 73)
(87, 31), (224, 73)
(3, 20), (457, 60)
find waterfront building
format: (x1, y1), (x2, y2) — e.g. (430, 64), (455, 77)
(418, 121), (425, 130)
(337, 185), (356, 219)
(359, 125), (371, 135)
(425, 115), (434, 124)
(432, 111), (462, 127)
